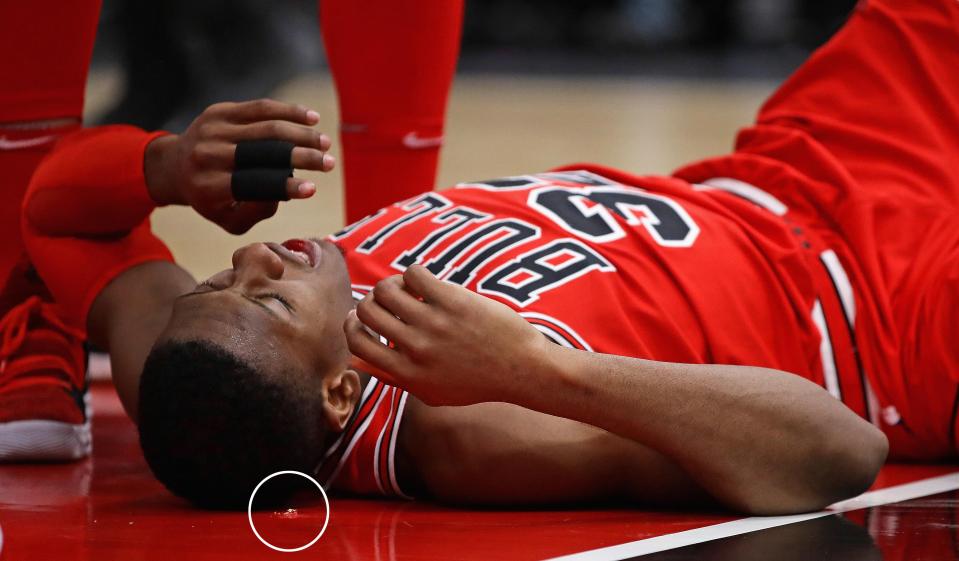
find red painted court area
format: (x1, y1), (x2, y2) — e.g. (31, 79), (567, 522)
(0, 382), (957, 560)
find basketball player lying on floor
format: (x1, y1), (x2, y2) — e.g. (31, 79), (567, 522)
(23, 118), (886, 517)
(22, 0), (959, 516)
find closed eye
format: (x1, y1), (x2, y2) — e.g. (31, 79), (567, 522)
(180, 280), (223, 296)
(260, 292), (294, 312)
(187, 281), (294, 315)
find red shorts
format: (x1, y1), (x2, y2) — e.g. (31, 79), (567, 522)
(677, 0), (959, 458)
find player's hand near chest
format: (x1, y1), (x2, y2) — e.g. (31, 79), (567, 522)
(345, 264), (548, 406)
(346, 264), (887, 514)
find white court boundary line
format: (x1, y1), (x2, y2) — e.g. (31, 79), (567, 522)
(543, 471), (959, 561)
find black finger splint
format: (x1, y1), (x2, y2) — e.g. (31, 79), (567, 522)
(230, 168), (292, 201)
(234, 139), (295, 170)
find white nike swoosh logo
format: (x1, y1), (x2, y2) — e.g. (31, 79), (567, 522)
(402, 132), (444, 149)
(0, 134), (57, 151)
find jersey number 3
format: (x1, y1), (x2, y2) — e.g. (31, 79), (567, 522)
(529, 186), (699, 247)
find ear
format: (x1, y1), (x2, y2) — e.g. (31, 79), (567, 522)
(321, 369), (361, 431)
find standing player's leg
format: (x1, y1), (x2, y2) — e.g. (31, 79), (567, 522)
(0, 0), (101, 284)
(320, 0), (464, 223)
(0, 0), (101, 462)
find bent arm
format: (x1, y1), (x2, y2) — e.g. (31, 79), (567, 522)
(346, 266), (888, 514)
(21, 126), (196, 420)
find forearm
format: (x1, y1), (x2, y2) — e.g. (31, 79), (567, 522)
(523, 346), (888, 514)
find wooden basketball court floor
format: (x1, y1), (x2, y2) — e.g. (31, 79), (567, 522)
(2, 381), (958, 560)
(2, 72), (959, 559)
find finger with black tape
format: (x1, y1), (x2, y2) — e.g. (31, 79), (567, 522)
(230, 168), (293, 201)
(234, 139), (295, 170)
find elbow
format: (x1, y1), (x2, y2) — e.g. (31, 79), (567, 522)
(796, 424), (887, 514)
(813, 423), (887, 510)
(726, 424), (888, 516)
(21, 163), (76, 236)
(838, 424), (888, 500)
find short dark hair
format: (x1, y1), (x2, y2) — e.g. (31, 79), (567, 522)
(138, 339), (326, 509)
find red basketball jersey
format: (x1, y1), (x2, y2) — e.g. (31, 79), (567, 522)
(321, 164), (872, 497)
(315, 371), (412, 499)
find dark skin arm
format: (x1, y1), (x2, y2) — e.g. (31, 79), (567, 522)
(400, 397), (716, 508)
(347, 266), (889, 515)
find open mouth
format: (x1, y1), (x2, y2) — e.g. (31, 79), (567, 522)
(278, 239), (321, 268)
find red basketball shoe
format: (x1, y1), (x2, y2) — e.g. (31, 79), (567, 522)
(0, 295), (90, 461)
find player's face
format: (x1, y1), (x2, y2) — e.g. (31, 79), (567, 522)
(158, 238), (355, 383)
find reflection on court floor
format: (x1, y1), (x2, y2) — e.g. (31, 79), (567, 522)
(0, 382), (956, 560)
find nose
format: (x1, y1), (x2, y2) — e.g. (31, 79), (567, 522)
(231, 243), (285, 283)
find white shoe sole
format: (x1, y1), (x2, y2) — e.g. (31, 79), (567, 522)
(0, 418), (91, 461)
(0, 391), (92, 462)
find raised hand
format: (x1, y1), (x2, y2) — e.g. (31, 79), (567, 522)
(344, 265), (550, 406)
(145, 99), (335, 234)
